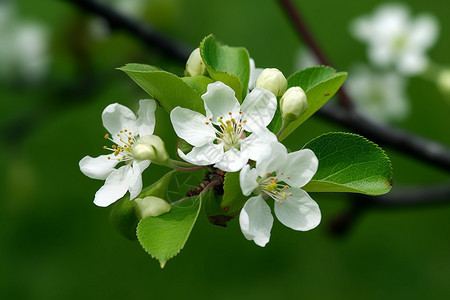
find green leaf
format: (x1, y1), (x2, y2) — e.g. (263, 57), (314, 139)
(220, 171), (248, 217)
(278, 66), (347, 141)
(200, 34), (250, 102)
(204, 192), (234, 227)
(109, 170), (176, 240)
(302, 132), (393, 195)
(136, 194), (202, 268)
(181, 75), (214, 97)
(118, 63), (205, 114)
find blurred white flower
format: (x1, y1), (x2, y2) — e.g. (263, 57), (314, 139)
(0, 1), (49, 82)
(347, 65), (410, 123)
(350, 3), (439, 75)
(293, 47), (318, 71)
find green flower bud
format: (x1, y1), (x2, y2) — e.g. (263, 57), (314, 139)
(280, 87), (308, 121)
(131, 135), (169, 165)
(185, 48), (206, 76)
(255, 68), (287, 97)
(134, 196), (171, 219)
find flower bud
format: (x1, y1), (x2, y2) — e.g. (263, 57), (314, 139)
(134, 196), (171, 219)
(255, 68), (287, 97)
(280, 87), (308, 121)
(131, 135), (169, 165)
(185, 48), (207, 76)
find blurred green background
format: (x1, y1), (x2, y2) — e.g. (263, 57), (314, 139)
(1, 0), (450, 299)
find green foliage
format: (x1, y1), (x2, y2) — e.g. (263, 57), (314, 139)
(278, 66), (347, 141)
(221, 171), (248, 217)
(118, 63), (205, 114)
(181, 75), (214, 96)
(200, 34), (250, 102)
(302, 132), (393, 195)
(109, 171), (176, 240)
(136, 194), (202, 268)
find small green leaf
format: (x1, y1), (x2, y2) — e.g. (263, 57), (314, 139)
(109, 170), (176, 240)
(302, 132), (393, 195)
(200, 34), (250, 102)
(118, 63), (205, 114)
(221, 171), (248, 217)
(278, 66), (347, 141)
(181, 75), (214, 97)
(136, 194), (202, 268)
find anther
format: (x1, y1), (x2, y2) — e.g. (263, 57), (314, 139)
(243, 120), (247, 123)
(124, 129), (128, 132)
(239, 111), (242, 114)
(278, 200), (283, 204)
(107, 156), (111, 160)
(228, 112), (232, 115)
(289, 193), (293, 196)
(282, 193), (287, 199)
(280, 172), (284, 175)
(287, 176), (290, 179)
(104, 134), (109, 139)
(103, 146), (107, 149)
(205, 122), (209, 125)
(120, 130), (123, 133)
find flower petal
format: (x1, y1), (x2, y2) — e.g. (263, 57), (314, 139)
(279, 149), (318, 188)
(214, 147), (249, 172)
(79, 155), (119, 180)
(102, 103), (137, 137)
(239, 164), (259, 196)
(202, 82), (241, 123)
(170, 106), (216, 147)
(255, 142), (288, 177)
(136, 99), (157, 136)
(177, 143), (224, 166)
(239, 195), (273, 247)
(94, 165), (133, 207)
(128, 160), (151, 200)
(240, 87), (277, 132)
(240, 129), (278, 161)
(248, 58), (264, 91)
(274, 188), (321, 231)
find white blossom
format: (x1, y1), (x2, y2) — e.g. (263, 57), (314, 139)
(239, 142), (320, 247)
(347, 65), (409, 123)
(350, 3), (439, 75)
(79, 100), (157, 207)
(170, 81), (277, 172)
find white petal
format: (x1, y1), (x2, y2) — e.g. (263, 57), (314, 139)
(240, 87), (277, 132)
(279, 149), (318, 188)
(136, 99), (157, 136)
(102, 103), (137, 137)
(397, 51), (427, 75)
(93, 165), (133, 207)
(170, 106), (216, 147)
(239, 195), (273, 247)
(239, 164), (259, 196)
(274, 188), (321, 231)
(128, 160), (151, 200)
(240, 129), (278, 161)
(79, 155), (119, 180)
(178, 143), (224, 166)
(214, 148), (249, 172)
(255, 142), (288, 177)
(409, 14), (439, 50)
(248, 58), (264, 91)
(202, 82), (241, 122)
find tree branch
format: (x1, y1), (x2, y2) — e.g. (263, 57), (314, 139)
(328, 183), (450, 236)
(66, 0), (450, 174)
(277, 0), (354, 109)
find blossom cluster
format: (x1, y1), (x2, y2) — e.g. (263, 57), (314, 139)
(79, 49), (319, 247)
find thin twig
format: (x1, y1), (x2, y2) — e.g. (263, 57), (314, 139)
(277, 0), (354, 109)
(328, 183), (450, 236)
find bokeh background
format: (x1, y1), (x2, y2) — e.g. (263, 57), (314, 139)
(1, 0), (450, 299)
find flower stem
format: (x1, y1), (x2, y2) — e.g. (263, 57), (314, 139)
(169, 158), (194, 167)
(171, 164), (206, 172)
(171, 180), (221, 206)
(276, 119), (291, 138)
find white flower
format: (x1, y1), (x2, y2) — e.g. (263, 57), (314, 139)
(79, 100), (157, 207)
(170, 81), (277, 172)
(350, 3), (439, 75)
(347, 65), (409, 123)
(0, 1), (49, 82)
(248, 58), (263, 91)
(239, 142), (320, 247)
